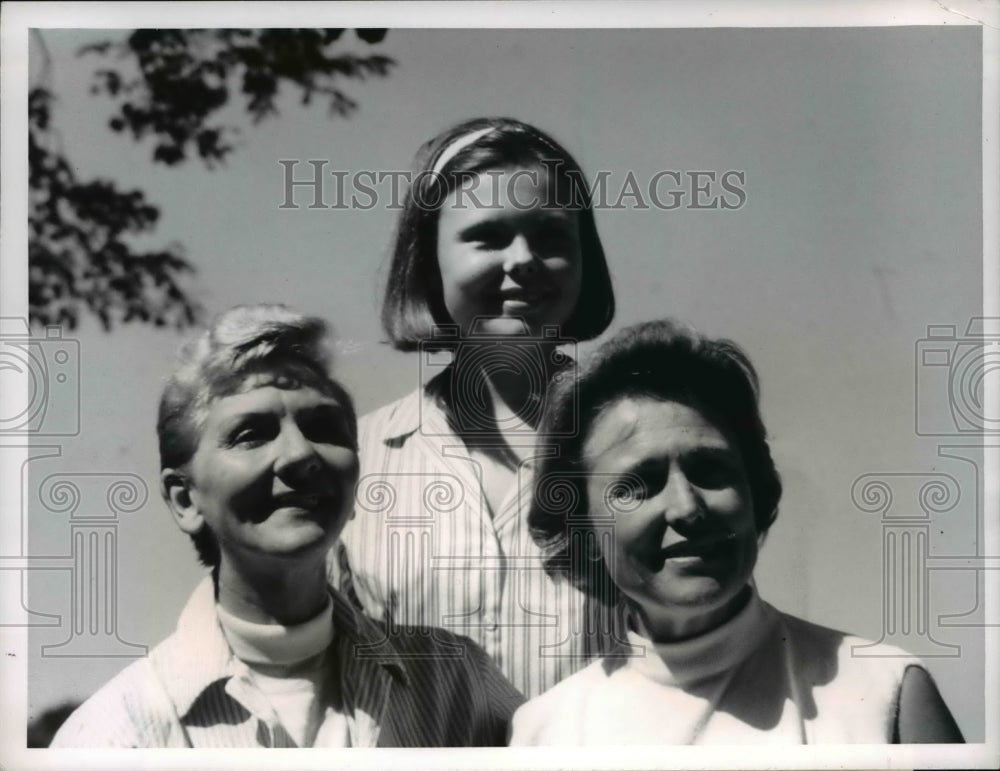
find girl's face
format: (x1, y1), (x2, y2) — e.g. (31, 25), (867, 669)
(435, 166), (583, 338)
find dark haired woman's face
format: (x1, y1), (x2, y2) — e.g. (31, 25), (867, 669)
(435, 167), (582, 337)
(583, 396), (758, 639)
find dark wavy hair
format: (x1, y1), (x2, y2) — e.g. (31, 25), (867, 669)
(381, 116), (615, 351)
(528, 319), (782, 601)
(156, 304), (357, 566)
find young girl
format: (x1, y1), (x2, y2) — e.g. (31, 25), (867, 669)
(338, 117), (622, 698)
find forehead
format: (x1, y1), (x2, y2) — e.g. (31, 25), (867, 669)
(583, 397), (735, 467)
(204, 382), (345, 424)
(440, 164), (576, 216)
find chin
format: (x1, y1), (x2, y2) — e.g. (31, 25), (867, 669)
(266, 529), (338, 560)
(465, 318), (533, 337)
(648, 578), (735, 609)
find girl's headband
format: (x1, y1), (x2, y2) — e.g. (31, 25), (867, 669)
(431, 127), (496, 176)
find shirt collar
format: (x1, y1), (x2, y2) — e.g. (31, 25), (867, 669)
(152, 575), (409, 719)
(378, 383), (450, 442)
(329, 588), (410, 687)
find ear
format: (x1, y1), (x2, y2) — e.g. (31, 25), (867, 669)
(160, 468), (205, 536)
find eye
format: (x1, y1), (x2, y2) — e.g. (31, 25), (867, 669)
(530, 220), (577, 253)
(604, 470), (659, 514)
(227, 416), (276, 448)
(683, 452), (742, 489)
(475, 230), (512, 251)
(299, 408), (354, 448)
(462, 222), (513, 251)
(606, 479), (641, 508)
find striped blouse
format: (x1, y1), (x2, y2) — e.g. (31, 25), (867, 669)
(337, 384), (628, 699)
(50, 576), (523, 747)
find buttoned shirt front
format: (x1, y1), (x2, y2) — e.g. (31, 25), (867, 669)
(339, 385), (627, 698)
(51, 576), (522, 747)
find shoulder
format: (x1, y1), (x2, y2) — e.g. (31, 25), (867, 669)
(49, 656), (168, 747)
(382, 622), (507, 684)
(358, 389), (425, 441)
(51, 582), (221, 748)
(775, 608), (920, 688)
(380, 622), (523, 704)
(509, 658), (608, 745)
(355, 619), (524, 745)
(771, 608), (961, 742)
(779, 610), (919, 663)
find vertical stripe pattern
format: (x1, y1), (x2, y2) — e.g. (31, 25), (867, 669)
(50, 576), (523, 747)
(339, 387), (627, 699)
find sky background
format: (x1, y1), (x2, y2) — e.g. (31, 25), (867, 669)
(9, 22), (989, 742)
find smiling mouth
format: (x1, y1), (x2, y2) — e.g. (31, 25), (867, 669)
(272, 492), (334, 512)
(658, 537), (734, 564)
(496, 287), (554, 305)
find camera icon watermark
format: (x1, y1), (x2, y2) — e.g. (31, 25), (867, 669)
(915, 317), (1000, 436)
(418, 319), (577, 438)
(0, 318), (80, 436)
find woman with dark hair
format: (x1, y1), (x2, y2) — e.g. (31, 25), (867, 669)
(51, 304), (522, 748)
(338, 117), (621, 698)
(511, 319), (963, 744)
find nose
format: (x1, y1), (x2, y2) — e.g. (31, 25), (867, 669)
(661, 470), (702, 526)
(274, 423), (322, 483)
(502, 234), (538, 275)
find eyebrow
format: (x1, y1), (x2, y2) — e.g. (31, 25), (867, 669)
(456, 207), (576, 234)
(300, 403), (348, 419)
(215, 400), (345, 425)
(457, 219), (509, 241)
(213, 410), (272, 431)
(610, 443), (738, 474)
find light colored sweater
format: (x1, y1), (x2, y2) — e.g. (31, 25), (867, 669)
(510, 590), (925, 745)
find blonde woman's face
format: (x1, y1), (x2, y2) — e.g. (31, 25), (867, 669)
(184, 383), (358, 565)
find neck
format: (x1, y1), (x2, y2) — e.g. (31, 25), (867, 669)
(453, 339), (560, 430)
(630, 585), (753, 643)
(215, 555), (330, 626)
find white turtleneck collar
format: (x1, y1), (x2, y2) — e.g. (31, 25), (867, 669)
(216, 593), (335, 668)
(625, 586), (777, 688)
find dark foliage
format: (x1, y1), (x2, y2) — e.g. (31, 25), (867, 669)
(27, 700), (81, 747)
(29, 29), (394, 331)
(29, 87), (198, 331)
(82, 28), (395, 167)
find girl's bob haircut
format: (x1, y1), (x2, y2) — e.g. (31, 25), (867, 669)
(381, 117), (615, 351)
